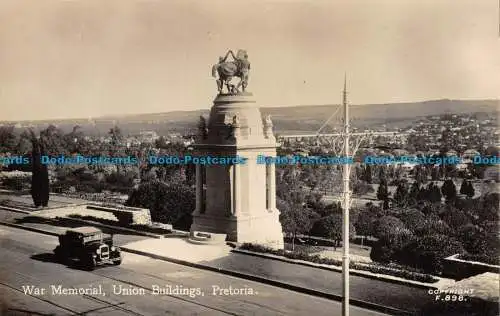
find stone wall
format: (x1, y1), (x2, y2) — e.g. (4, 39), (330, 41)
(37, 204), (152, 226)
(86, 205), (152, 225)
(442, 254), (500, 280)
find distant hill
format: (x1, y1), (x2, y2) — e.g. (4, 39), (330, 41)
(2, 99), (497, 136)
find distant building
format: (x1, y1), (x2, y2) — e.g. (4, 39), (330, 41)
(462, 149), (480, 159)
(138, 131), (159, 143)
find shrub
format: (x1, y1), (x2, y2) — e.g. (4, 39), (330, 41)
(126, 181), (195, 230)
(401, 234), (465, 274)
(370, 241), (393, 263)
(1, 176), (30, 191)
(373, 216), (405, 239)
(352, 181), (374, 195)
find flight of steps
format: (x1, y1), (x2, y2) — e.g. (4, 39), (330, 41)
(188, 231), (227, 245)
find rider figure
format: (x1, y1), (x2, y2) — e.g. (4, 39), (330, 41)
(212, 50), (250, 93)
(212, 56), (225, 92)
(240, 55), (250, 91)
(235, 50), (250, 92)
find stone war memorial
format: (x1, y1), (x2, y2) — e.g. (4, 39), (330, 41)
(189, 50), (284, 249)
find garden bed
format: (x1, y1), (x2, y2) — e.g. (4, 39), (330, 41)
(240, 243), (438, 284)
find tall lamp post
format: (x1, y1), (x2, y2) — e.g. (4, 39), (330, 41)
(341, 73), (351, 316)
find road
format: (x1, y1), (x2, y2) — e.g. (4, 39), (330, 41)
(0, 225), (387, 316)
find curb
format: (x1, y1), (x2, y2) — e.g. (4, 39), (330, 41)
(120, 246), (413, 316)
(0, 205), (32, 214)
(232, 249), (439, 290)
(0, 221), (60, 237)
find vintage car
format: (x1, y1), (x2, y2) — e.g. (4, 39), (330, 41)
(53, 226), (122, 270)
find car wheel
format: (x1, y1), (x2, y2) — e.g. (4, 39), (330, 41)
(84, 256), (97, 271)
(112, 259), (122, 266)
(53, 247), (64, 263)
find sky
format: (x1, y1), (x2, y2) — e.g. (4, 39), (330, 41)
(0, 0), (499, 121)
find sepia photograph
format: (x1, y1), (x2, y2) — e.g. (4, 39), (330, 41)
(0, 1), (499, 315)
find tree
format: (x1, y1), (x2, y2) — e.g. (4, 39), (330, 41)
(373, 216), (406, 240)
(16, 130), (33, 154)
(431, 167), (439, 181)
(108, 126), (124, 147)
(377, 166), (386, 183)
(154, 136), (169, 149)
(408, 182), (420, 204)
(0, 125), (17, 153)
(441, 179), (457, 201)
(398, 209), (426, 232)
(440, 205), (470, 232)
(393, 182), (409, 207)
(64, 125), (88, 154)
(310, 214), (355, 250)
(39, 124), (65, 155)
(352, 180), (374, 196)
(414, 165), (427, 185)
(126, 181), (195, 230)
(279, 200), (318, 251)
(459, 179), (467, 195)
(376, 179), (390, 209)
(354, 209), (377, 239)
(481, 193), (499, 221)
(456, 223), (483, 254)
(364, 165), (373, 184)
(370, 237), (393, 263)
(424, 182), (442, 203)
(371, 228), (414, 264)
(464, 181), (475, 199)
(30, 132), (49, 207)
(414, 215), (452, 237)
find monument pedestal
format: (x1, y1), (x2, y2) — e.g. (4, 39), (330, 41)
(190, 213), (284, 249)
(189, 93), (284, 250)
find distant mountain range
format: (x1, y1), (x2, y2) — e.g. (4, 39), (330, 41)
(2, 99), (498, 136)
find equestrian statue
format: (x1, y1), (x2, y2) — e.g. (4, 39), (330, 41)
(211, 49), (250, 94)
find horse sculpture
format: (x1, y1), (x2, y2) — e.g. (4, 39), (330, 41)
(212, 50), (250, 94)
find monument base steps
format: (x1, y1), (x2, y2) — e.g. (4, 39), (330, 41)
(190, 212), (284, 250)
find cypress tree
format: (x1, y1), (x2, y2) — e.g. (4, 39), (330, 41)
(365, 165), (373, 184)
(441, 179), (457, 201)
(394, 182), (409, 207)
(409, 182), (420, 201)
(39, 139), (49, 207)
(459, 179), (467, 195)
(31, 137), (42, 207)
(377, 179), (390, 209)
(465, 180), (475, 199)
(30, 134), (49, 207)
(431, 183), (442, 203)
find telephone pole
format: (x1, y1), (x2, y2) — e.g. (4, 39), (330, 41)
(341, 73), (350, 316)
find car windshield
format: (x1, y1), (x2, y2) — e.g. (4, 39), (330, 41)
(82, 234), (103, 243)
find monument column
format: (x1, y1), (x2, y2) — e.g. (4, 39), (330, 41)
(267, 162), (276, 212)
(195, 164), (202, 214)
(232, 163), (241, 217)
